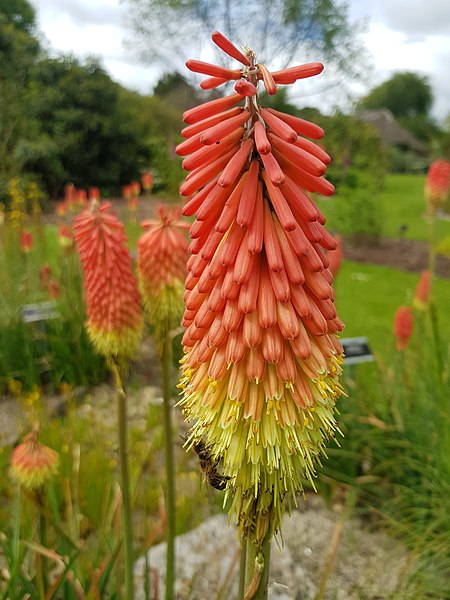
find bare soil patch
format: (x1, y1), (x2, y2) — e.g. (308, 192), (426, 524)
(343, 235), (450, 279)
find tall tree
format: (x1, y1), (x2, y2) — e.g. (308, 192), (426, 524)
(358, 72), (433, 119)
(0, 0), (40, 181)
(125, 0), (365, 77)
(22, 56), (151, 195)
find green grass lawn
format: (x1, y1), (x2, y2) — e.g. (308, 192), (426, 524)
(334, 260), (450, 355)
(379, 174), (450, 241)
(319, 173), (450, 244)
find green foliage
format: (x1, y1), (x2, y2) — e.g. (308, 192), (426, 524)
(23, 56), (152, 196)
(358, 71), (433, 119)
(0, 221), (106, 391)
(153, 71), (203, 111)
(313, 112), (386, 238)
(322, 301), (450, 598)
(0, 1), (40, 183)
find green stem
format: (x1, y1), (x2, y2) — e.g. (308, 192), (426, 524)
(238, 536), (248, 600)
(244, 537), (271, 600)
(35, 492), (46, 600)
(427, 213), (445, 379)
(161, 334), (176, 600)
(112, 362), (134, 600)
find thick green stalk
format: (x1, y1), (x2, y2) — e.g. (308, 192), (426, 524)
(243, 536), (271, 600)
(238, 536), (248, 599)
(427, 213), (444, 377)
(112, 363), (134, 600)
(161, 334), (176, 600)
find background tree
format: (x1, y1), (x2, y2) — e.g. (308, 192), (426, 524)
(358, 72), (433, 119)
(357, 71), (440, 144)
(0, 0), (40, 185)
(18, 56), (153, 196)
(125, 0), (366, 78)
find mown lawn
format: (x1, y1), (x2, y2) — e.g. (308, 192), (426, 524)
(334, 260), (450, 355)
(319, 173), (450, 244)
(379, 174), (450, 241)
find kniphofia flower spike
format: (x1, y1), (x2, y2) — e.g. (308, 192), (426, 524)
(394, 306), (414, 351)
(425, 159), (450, 214)
(137, 205), (189, 347)
(10, 425), (59, 490)
(74, 202), (143, 365)
(178, 32), (345, 546)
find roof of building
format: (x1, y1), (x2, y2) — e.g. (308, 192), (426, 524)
(358, 109), (427, 154)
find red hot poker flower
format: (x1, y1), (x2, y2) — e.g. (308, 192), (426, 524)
(137, 205), (189, 345)
(10, 426), (59, 490)
(425, 159), (450, 213)
(178, 32), (344, 546)
(74, 202), (143, 363)
(394, 306), (414, 350)
(20, 229), (34, 253)
(413, 270), (431, 311)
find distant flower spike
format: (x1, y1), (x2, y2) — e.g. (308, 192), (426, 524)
(10, 426), (59, 490)
(394, 306), (414, 351)
(178, 31), (344, 546)
(425, 159), (450, 214)
(137, 205), (189, 347)
(74, 202), (143, 365)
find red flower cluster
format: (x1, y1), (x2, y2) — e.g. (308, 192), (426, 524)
(178, 32), (344, 544)
(425, 159), (450, 213)
(74, 202), (143, 363)
(394, 306), (414, 351)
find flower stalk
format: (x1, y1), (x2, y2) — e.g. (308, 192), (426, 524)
(74, 202), (144, 600)
(137, 206), (189, 599)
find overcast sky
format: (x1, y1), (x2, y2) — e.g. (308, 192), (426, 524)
(29, 0), (450, 122)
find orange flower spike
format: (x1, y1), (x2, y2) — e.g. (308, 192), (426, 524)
(74, 202), (143, 364)
(20, 230), (34, 253)
(394, 306), (414, 351)
(413, 270), (431, 310)
(10, 426), (59, 490)
(137, 206), (189, 347)
(179, 33), (344, 546)
(425, 159), (450, 213)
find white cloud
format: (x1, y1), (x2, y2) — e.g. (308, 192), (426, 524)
(376, 0), (450, 36)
